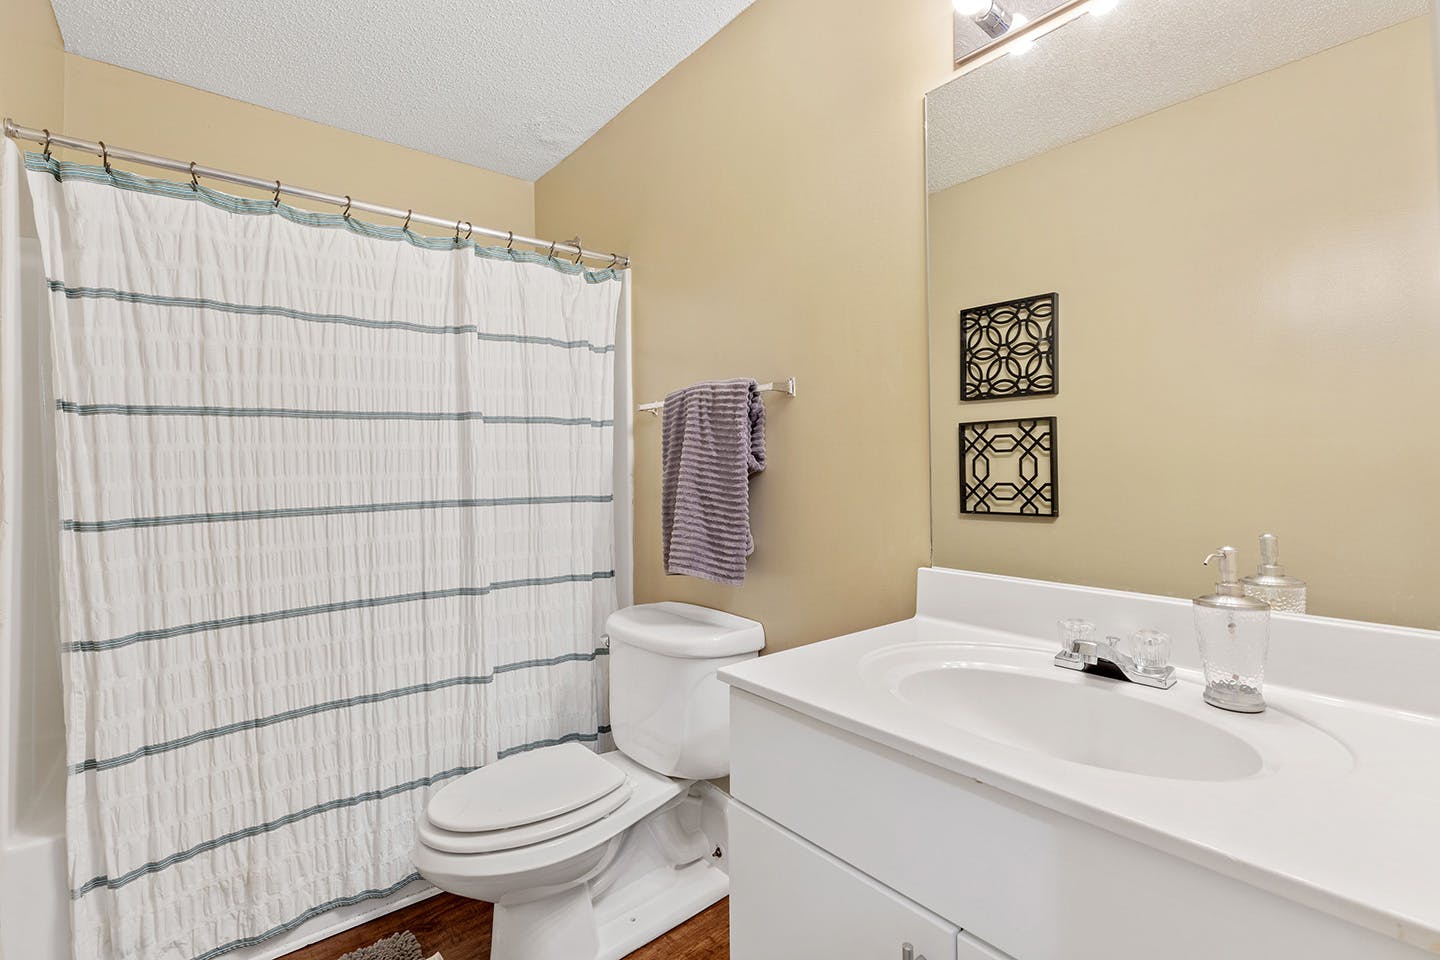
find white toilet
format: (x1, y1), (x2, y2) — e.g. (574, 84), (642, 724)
(411, 602), (764, 960)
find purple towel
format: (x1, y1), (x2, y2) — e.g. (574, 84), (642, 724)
(661, 379), (767, 585)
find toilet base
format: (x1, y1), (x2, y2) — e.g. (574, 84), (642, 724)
(496, 857), (727, 960)
(592, 857), (728, 960)
(487, 785), (732, 960)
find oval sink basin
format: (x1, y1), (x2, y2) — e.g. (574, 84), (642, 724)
(867, 643), (1268, 781)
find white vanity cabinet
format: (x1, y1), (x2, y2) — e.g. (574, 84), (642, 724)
(724, 687), (1430, 960)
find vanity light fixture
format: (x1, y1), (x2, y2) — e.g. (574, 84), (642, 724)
(952, 0), (1014, 39)
(954, 0), (1120, 75)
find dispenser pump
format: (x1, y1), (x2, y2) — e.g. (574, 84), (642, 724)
(1201, 546), (1246, 600)
(1241, 533), (1307, 613)
(1257, 533), (1284, 577)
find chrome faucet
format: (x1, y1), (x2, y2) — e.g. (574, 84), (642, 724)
(1053, 619), (1176, 690)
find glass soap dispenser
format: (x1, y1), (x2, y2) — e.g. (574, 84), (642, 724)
(1193, 546), (1271, 713)
(1241, 533), (1306, 613)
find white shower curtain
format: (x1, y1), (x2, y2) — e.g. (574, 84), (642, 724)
(13, 141), (622, 960)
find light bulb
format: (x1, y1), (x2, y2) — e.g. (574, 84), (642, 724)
(1089, 0), (1118, 15)
(952, 0), (994, 16)
(1008, 12), (1036, 55)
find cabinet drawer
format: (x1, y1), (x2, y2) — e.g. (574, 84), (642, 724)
(729, 802), (957, 960)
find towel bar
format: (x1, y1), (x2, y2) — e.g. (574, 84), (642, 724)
(637, 377), (796, 415)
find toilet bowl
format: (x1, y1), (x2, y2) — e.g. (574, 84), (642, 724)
(411, 602), (764, 960)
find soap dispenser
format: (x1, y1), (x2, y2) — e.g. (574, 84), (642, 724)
(1194, 546), (1271, 713)
(1241, 533), (1306, 613)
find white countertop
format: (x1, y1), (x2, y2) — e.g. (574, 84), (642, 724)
(719, 571), (1440, 953)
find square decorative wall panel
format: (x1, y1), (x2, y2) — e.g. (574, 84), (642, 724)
(959, 417), (1058, 517)
(960, 293), (1057, 401)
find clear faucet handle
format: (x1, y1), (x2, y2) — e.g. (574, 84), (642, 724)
(1057, 618), (1094, 654)
(1130, 629), (1172, 673)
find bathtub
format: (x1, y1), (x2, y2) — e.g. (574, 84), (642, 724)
(0, 236), (70, 960)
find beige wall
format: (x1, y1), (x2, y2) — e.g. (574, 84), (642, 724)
(0, 0), (65, 133)
(536, 0), (955, 652)
(929, 18), (1440, 629)
(2, 0), (533, 237)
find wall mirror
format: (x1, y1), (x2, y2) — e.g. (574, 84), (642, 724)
(926, 0), (1440, 629)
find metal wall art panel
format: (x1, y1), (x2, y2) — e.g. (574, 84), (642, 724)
(960, 292), (1057, 401)
(959, 417), (1058, 517)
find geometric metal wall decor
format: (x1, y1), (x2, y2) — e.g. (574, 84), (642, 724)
(959, 417), (1058, 517)
(960, 292), (1057, 401)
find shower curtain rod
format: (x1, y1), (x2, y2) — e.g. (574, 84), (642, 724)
(2, 118), (630, 269)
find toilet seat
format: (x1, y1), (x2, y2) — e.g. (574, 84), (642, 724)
(427, 741), (628, 833)
(417, 781), (635, 854)
(413, 750), (688, 884)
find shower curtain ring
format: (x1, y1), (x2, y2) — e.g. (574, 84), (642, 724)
(273, 179), (282, 207)
(607, 253), (619, 270)
(341, 196), (352, 220)
(402, 210), (413, 232)
(453, 219), (464, 242)
(547, 241), (557, 261)
(41, 129), (52, 159)
(99, 141), (112, 175)
(464, 222), (473, 241)
(506, 231), (514, 250)
(571, 237), (584, 265)
(189, 161), (199, 190)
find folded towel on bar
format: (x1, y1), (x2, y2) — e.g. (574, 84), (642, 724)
(661, 378), (767, 585)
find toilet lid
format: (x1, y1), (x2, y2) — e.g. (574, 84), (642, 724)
(417, 781), (634, 854)
(426, 742), (627, 833)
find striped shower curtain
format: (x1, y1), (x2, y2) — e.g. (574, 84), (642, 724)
(12, 141), (622, 960)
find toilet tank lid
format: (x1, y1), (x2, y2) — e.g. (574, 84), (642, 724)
(606, 602), (765, 659)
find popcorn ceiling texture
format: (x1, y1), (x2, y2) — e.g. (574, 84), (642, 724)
(47, 0), (756, 181)
(928, 0), (1428, 192)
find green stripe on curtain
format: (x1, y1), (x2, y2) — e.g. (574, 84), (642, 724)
(69, 647), (611, 774)
(65, 570), (616, 653)
(45, 281), (617, 351)
(63, 493), (614, 532)
(191, 874), (427, 960)
(56, 399), (613, 426)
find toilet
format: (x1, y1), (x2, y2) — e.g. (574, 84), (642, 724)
(411, 602), (764, 960)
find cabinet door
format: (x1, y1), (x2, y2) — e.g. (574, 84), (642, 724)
(729, 803), (957, 960)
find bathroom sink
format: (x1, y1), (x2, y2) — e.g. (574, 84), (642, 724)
(863, 642), (1264, 781)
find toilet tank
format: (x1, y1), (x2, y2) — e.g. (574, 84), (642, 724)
(607, 602), (765, 780)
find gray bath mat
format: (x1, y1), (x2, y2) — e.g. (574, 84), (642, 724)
(337, 931), (432, 960)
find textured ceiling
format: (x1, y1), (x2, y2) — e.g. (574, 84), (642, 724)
(928, 0), (1429, 192)
(48, 0), (757, 181)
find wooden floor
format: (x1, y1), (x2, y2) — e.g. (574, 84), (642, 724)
(279, 893), (728, 960)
